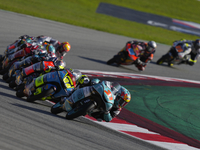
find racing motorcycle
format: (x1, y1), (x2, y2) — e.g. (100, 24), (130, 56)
(51, 81), (119, 120)
(0, 49), (28, 75)
(107, 45), (146, 69)
(9, 59), (63, 89)
(3, 51), (50, 82)
(156, 43), (191, 66)
(0, 36), (33, 63)
(16, 69), (78, 103)
(0, 37), (52, 75)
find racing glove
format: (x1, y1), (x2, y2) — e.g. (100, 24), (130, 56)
(135, 58), (146, 66)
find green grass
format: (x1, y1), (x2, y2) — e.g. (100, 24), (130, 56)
(0, 0), (200, 45)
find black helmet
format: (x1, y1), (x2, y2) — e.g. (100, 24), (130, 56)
(194, 39), (200, 50)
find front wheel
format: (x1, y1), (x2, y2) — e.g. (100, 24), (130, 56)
(65, 101), (95, 120)
(26, 87), (55, 102)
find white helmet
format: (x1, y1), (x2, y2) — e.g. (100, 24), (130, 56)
(147, 41), (157, 52)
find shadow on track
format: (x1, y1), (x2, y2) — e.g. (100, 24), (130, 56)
(79, 56), (107, 65)
(79, 56), (139, 72)
(12, 102), (89, 124)
(151, 61), (180, 70)
(0, 91), (18, 99)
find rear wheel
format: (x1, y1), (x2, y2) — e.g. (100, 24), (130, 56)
(0, 68), (7, 75)
(51, 102), (64, 114)
(156, 53), (172, 65)
(3, 73), (9, 81)
(9, 80), (17, 88)
(16, 89), (24, 98)
(107, 58), (116, 65)
(65, 101), (95, 120)
(156, 57), (164, 64)
(0, 55), (4, 62)
(6, 76), (15, 83)
(27, 87), (55, 102)
(15, 84), (25, 91)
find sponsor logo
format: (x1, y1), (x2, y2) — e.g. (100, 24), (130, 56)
(147, 20), (168, 28)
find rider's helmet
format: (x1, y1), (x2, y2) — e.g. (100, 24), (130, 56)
(19, 35), (30, 40)
(71, 69), (82, 84)
(114, 86), (131, 109)
(147, 41), (157, 52)
(19, 37), (35, 48)
(194, 39), (200, 51)
(35, 35), (46, 45)
(56, 42), (71, 59)
(54, 60), (66, 70)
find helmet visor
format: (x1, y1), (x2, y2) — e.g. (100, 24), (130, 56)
(110, 82), (121, 95)
(117, 97), (128, 108)
(147, 46), (154, 52)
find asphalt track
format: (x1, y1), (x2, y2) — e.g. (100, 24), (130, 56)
(0, 9), (199, 150)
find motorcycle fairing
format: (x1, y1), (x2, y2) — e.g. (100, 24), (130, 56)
(24, 62), (41, 76)
(43, 61), (55, 71)
(93, 81), (114, 111)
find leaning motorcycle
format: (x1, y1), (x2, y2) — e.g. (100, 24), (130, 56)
(0, 37), (33, 63)
(107, 45), (146, 70)
(4, 51), (49, 82)
(16, 69), (77, 103)
(156, 44), (190, 66)
(0, 38), (47, 74)
(51, 81), (119, 120)
(10, 59), (61, 89)
(107, 46), (141, 66)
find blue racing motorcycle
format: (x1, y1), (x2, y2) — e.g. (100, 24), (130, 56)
(51, 81), (120, 120)
(17, 69), (79, 103)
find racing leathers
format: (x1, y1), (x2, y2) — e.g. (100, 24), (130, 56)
(173, 39), (200, 66)
(62, 78), (124, 122)
(117, 40), (155, 71)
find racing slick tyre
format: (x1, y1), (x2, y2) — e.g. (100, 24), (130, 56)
(26, 87), (55, 102)
(65, 101), (96, 120)
(15, 84), (25, 91)
(9, 80), (17, 88)
(16, 89), (25, 98)
(3, 72), (9, 81)
(0, 68), (7, 75)
(156, 57), (164, 65)
(6, 76), (15, 83)
(0, 55), (4, 62)
(51, 102), (64, 114)
(107, 58), (116, 65)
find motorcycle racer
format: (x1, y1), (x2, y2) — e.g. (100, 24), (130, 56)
(5, 35), (71, 60)
(57, 78), (131, 122)
(165, 39), (192, 66)
(131, 40), (157, 71)
(174, 39), (200, 66)
(107, 40), (157, 71)
(23, 69), (90, 99)
(89, 79), (131, 122)
(35, 35), (71, 59)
